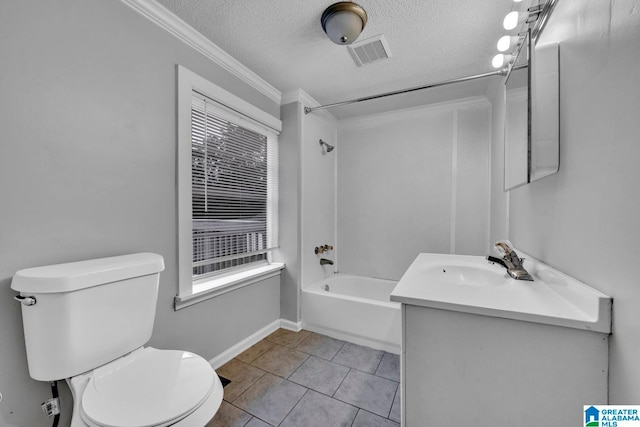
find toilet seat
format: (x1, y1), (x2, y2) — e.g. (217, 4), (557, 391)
(80, 347), (217, 427)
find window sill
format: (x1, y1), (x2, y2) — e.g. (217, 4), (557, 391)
(174, 262), (284, 311)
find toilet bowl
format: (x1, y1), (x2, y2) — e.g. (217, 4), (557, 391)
(67, 347), (223, 427)
(11, 253), (223, 426)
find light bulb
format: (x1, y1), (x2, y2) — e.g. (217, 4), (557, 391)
(497, 35), (519, 52)
(503, 11), (521, 30)
(492, 53), (514, 69)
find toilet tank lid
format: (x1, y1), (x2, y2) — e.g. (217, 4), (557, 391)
(11, 253), (165, 294)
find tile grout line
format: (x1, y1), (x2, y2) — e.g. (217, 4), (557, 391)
(284, 352), (310, 381)
(372, 351), (386, 377)
(349, 408), (361, 427)
(223, 359), (268, 405)
(335, 366), (354, 399)
(387, 382), (400, 420)
(277, 387), (310, 427)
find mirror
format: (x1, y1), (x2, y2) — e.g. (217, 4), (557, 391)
(504, 28), (560, 191)
(504, 34), (529, 191)
(504, 32), (529, 191)
(530, 41), (560, 181)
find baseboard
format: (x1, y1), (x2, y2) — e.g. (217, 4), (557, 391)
(208, 319), (280, 369)
(280, 319), (302, 332)
(208, 318), (304, 369)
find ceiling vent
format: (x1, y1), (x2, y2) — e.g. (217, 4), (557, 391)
(348, 34), (392, 66)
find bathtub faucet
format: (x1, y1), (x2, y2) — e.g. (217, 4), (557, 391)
(320, 258), (334, 266)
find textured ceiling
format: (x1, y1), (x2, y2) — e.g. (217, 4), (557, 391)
(157, 0), (522, 117)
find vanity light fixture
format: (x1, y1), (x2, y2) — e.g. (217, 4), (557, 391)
(321, 2), (368, 45)
(492, 2), (545, 70)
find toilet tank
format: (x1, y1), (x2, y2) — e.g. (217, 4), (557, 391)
(11, 253), (165, 381)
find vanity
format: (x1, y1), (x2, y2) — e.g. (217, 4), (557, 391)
(390, 252), (611, 427)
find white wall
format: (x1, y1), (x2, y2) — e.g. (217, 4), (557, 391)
(486, 78), (509, 250)
(279, 93), (338, 323)
(0, 1), (280, 425)
(337, 98), (491, 280)
(300, 108), (338, 287)
(500, 0), (640, 403)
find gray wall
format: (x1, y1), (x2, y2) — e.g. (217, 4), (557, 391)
(276, 102), (302, 322)
(497, 0), (640, 403)
(337, 100), (491, 280)
(0, 1), (280, 426)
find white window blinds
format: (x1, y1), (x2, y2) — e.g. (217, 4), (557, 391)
(191, 92), (278, 278)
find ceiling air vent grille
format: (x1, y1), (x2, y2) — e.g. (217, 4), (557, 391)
(348, 34), (392, 66)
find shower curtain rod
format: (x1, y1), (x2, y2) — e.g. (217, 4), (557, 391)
(304, 68), (514, 114)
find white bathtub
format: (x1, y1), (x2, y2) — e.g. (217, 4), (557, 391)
(301, 274), (401, 354)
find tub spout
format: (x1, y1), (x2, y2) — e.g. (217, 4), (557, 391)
(320, 258), (334, 266)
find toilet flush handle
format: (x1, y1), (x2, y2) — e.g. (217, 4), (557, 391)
(14, 295), (37, 306)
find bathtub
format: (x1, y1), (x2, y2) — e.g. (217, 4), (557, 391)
(301, 274), (401, 354)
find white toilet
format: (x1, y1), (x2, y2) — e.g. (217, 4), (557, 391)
(11, 253), (223, 427)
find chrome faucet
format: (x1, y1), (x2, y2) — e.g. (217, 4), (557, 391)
(486, 240), (533, 281)
(320, 258), (334, 266)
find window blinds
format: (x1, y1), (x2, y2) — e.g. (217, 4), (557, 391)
(191, 93), (278, 278)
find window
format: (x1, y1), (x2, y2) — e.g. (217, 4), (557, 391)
(191, 94), (279, 278)
(176, 66), (283, 309)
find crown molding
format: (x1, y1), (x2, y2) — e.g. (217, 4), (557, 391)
(282, 89), (337, 124)
(121, 0), (282, 104)
(282, 89), (319, 107)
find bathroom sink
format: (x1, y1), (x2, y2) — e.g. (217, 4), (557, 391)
(390, 252), (612, 333)
(425, 264), (508, 287)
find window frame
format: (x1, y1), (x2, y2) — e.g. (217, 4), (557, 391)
(175, 65), (283, 310)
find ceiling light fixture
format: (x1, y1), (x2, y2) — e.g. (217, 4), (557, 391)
(321, 2), (368, 45)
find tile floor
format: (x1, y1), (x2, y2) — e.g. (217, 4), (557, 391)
(207, 329), (401, 427)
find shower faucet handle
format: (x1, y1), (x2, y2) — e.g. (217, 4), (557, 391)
(315, 244), (334, 254)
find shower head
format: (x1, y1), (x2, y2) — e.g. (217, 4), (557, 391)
(319, 139), (335, 153)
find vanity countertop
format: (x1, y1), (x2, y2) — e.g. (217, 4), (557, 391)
(390, 252), (612, 333)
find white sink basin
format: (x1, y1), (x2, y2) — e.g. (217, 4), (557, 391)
(425, 264), (508, 287)
(390, 252), (612, 333)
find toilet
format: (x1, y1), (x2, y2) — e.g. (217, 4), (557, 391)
(11, 253), (223, 427)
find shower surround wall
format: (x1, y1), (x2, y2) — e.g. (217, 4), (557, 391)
(279, 91), (338, 325)
(338, 98), (491, 280)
